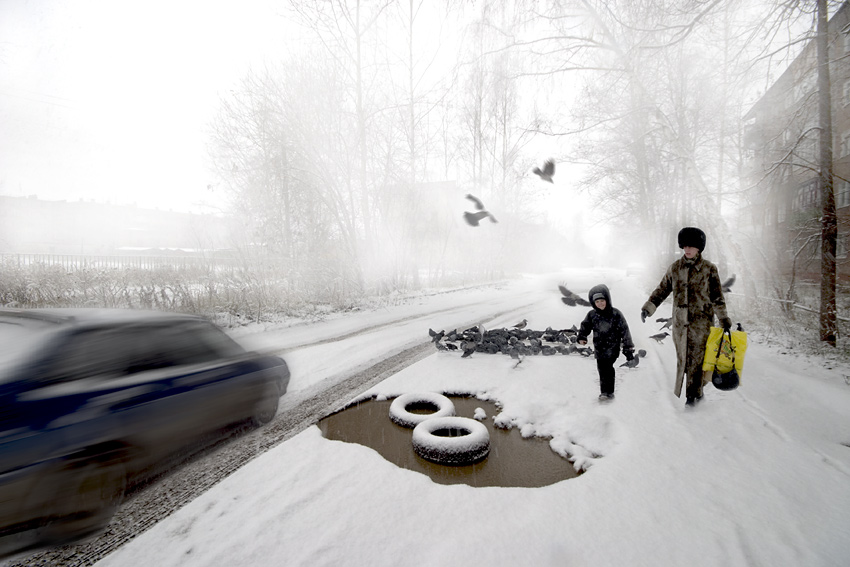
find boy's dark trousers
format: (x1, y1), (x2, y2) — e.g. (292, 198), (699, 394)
(596, 357), (616, 396)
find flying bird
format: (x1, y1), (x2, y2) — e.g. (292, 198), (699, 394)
(512, 319), (528, 329)
(465, 193), (485, 210)
(649, 332), (670, 344)
(558, 285), (591, 307)
(721, 274), (736, 293)
(463, 210), (498, 227)
(533, 159), (555, 183)
(462, 193), (497, 227)
(658, 319), (673, 331)
(428, 328), (445, 343)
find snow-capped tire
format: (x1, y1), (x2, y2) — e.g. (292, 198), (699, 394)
(388, 392), (456, 428)
(411, 416), (490, 465)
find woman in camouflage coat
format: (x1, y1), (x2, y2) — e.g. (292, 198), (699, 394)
(640, 227), (731, 406)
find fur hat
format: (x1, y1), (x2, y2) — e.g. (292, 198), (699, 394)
(677, 227), (706, 252)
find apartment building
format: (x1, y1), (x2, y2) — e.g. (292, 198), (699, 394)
(743, 1), (850, 282)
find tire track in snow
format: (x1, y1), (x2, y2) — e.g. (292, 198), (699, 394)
(251, 288), (537, 355)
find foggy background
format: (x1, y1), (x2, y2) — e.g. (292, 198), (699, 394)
(0, 0), (823, 319)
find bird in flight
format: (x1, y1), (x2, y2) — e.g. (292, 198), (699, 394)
(649, 332), (670, 344)
(463, 210), (498, 226)
(656, 317), (672, 331)
(721, 274), (736, 293)
(558, 284), (591, 307)
(533, 159), (555, 183)
(462, 193), (497, 226)
(465, 193), (485, 210)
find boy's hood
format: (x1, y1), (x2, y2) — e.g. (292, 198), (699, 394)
(587, 283), (612, 310)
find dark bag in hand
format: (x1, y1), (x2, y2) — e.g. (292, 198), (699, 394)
(712, 367), (740, 391)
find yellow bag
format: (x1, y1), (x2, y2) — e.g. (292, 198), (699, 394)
(702, 327), (747, 377)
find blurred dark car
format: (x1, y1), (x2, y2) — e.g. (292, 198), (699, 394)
(0, 308), (289, 557)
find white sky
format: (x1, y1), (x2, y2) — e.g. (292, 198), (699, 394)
(81, 269), (849, 567)
(0, 0), (292, 212)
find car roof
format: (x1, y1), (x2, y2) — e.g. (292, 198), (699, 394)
(0, 308), (207, 329)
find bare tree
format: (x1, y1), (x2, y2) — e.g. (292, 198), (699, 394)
(736, 0), (842, 344)
(814, 0), (837, 344)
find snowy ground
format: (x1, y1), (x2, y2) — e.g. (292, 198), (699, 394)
(95, 269), (850, 567)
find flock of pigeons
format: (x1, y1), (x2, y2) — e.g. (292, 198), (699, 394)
(453, 157), (739, 366)
(429, 275), (737, 369)
(463, 159), (555, 227)
(429, 320), (597, 369)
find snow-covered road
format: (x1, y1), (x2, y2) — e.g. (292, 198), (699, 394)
(9, 269), (850, 567)
(91, 269), (850, 567)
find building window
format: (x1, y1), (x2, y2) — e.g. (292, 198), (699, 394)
(794, 179), (820, 212)
(838, 180), (850, 208)
(795, 70), (817, 101)
(801, 136), (817, 160)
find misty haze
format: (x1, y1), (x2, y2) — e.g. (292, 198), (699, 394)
(3, 0), (849, 336)
(2, 2), (850, 565)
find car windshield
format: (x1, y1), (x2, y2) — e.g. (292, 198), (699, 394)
(0, 316), (56, 381)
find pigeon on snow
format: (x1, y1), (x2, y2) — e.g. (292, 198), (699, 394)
(512, 318), (528, 329)
(533, 159), (555, 183)
(428, 328), (445, 343)
(619, 349), (648, 368)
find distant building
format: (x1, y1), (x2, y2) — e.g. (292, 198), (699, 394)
(743, 1), (850, 283)
(0, 195), (232, 256)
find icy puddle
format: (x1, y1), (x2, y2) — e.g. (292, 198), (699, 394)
(318, 396), (579, 487)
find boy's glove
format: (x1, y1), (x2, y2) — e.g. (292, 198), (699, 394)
(640, 309), (648, 323)
(720, 317), (732, 331)
(624, 350), (634, 361)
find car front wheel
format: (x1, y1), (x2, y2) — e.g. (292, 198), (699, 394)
(250, 383), (280, 427)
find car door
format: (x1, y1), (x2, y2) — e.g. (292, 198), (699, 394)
(111, 322), (262, 467)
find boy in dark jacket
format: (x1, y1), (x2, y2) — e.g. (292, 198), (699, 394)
(577, 284), (635, 400)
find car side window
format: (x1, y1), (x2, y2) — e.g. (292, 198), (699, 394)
(40, 327), (135, 383)
(130, 323), (222, 369)
(189, 322), (245, 358)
